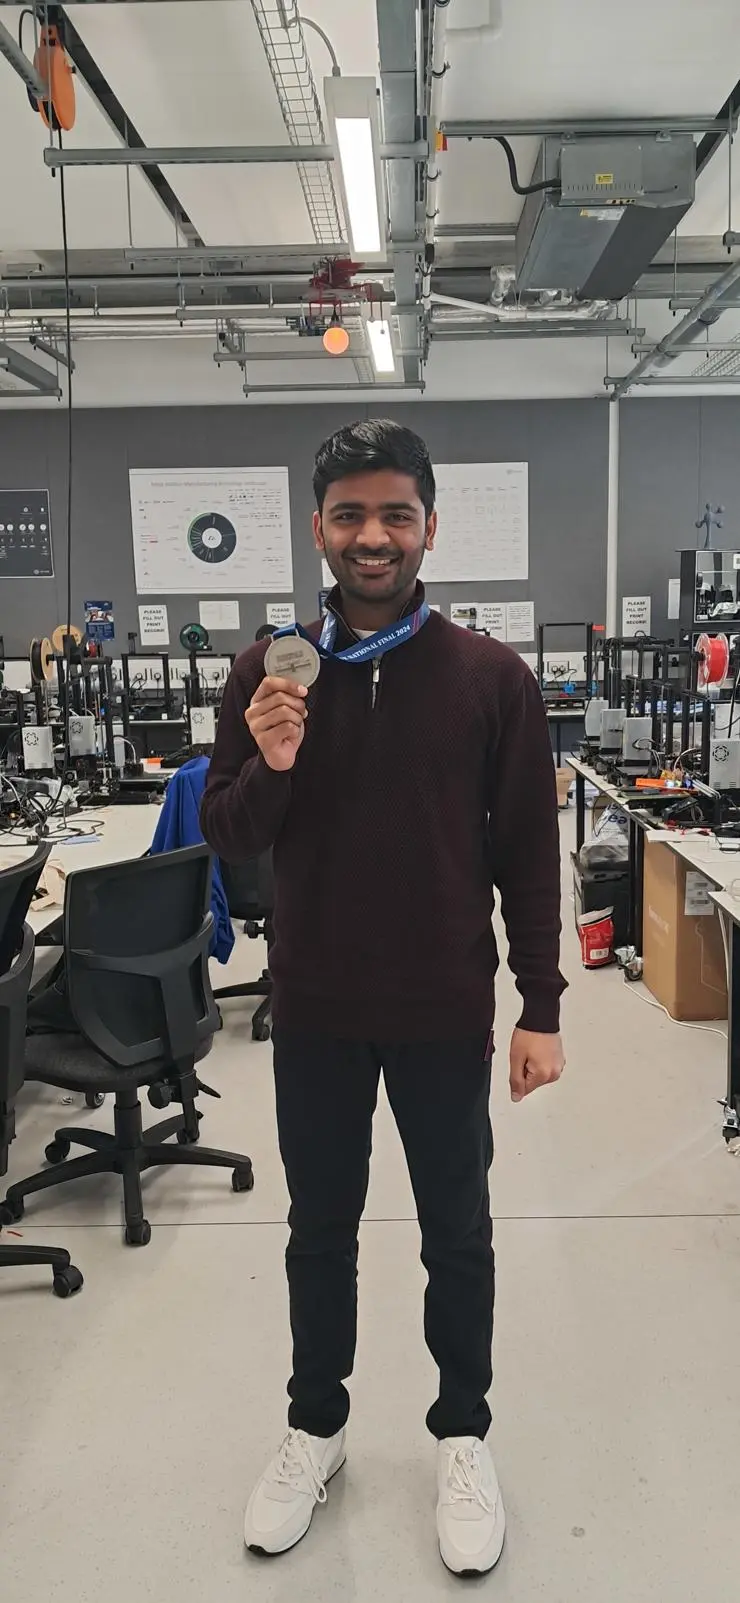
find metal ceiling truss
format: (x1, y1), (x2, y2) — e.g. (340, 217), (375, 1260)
(43, 142), (428, 166)
(607, 257), (740, 397)
(3, 3), (740, 393)
(442, 116), (736, 138)
(0, 339), (61, 396)
(0, 15), (45, 94)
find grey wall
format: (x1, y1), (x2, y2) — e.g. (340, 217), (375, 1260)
(619, 398), (740, 639)
(0, 399), (608, 660)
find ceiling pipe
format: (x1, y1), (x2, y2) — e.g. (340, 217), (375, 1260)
(432, 321), (639, 340)
(431, 290), (613, 321)
(422, 0), (451, 306)
(609, 256), (740, 398)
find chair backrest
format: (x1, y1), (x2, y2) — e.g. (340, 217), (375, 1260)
(0, 843), (51, 977)
(0, 845), (49, 1176)
(63, 844), (219, 1069)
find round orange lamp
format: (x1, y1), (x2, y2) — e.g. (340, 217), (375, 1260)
(323, 321), (350, 356)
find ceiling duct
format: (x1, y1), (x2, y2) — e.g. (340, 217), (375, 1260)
(516, 135), (696, 300)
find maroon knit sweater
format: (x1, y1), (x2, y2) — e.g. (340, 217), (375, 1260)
(201, 589), (565, 1041)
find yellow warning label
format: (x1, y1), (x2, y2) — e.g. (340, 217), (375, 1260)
(594, 172), (614, 185)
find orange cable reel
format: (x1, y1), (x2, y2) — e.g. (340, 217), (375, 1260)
(31, 24), (76, 132)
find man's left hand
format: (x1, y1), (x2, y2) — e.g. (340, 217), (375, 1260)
(509, 1028), (565, 1103)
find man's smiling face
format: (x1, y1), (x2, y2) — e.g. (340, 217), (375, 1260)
(313, 467), (436, 610)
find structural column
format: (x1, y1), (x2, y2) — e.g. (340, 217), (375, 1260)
(606, 399), (620, 637)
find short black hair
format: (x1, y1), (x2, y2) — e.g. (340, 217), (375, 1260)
(313, 418), (436, 518)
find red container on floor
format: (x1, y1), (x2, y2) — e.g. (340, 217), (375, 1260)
(577, 909), (614, 968)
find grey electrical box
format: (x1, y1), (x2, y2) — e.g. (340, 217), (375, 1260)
(600, 707), (626, 754)
(560, 140), (645, 204)
(22, 724), (55, 772)
(190, 705), (216, 747)
(622, 715), (653, 773)
(585, 696), (607, 739)
(709, 738), (740, 791)
(69, 713), (96, 757)
(516, 135), (695, 299)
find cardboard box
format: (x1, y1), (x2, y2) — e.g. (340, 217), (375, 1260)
(642, 841), (727, 1021)
(555, 767), (572, 808)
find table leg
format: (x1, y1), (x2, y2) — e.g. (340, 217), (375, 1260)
(627, 818), (636, 948)
(575, 770), (586, 852)
(725, 919), (740, 1138)
(626, 817), (645, 954)
(555, 719), (562, 767)
(633, 822), (644, 958)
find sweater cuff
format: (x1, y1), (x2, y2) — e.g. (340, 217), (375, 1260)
(517, 991), (562, 1035)
(249, 752), (293, 794)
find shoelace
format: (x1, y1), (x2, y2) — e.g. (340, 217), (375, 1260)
(447, 1445), (496, 1514)
(271, 1430), (328, 1505)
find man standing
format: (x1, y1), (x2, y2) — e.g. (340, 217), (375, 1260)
(201, 419), (565, 1577)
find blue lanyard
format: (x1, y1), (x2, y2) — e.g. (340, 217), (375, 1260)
(273, 600), (430, 665)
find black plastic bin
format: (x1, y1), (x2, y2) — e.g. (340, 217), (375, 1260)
(571, 852), (630, 948)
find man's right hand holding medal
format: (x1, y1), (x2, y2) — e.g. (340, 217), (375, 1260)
(245, 676), (308, 772)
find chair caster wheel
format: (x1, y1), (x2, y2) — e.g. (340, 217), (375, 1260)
(148, 1083), (173, 1110)
(176, 1126), (199, 1145)
(53, 1265), (84, 1298)
(232, 1164), (254, 1194)
(45, 1138), (71, 1165)
(85, 1091), (105, 1109)
(125, 1219), (151, 1246)
(0, 1196), (25, 1227)
(252, 1021), (271, 1042)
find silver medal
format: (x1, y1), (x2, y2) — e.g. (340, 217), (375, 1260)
(264, 633), (321, 686)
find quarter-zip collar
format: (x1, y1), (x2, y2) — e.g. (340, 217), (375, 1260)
(323, 579), (427, 651)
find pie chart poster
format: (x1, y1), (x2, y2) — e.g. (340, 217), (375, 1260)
(129, 467), (293, 595)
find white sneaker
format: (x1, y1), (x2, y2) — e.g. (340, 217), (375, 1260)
(244, 1427), (346, 1555)
(436, 1436), (506, 1576)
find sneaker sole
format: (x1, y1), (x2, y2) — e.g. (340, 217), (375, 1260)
(439, 1502), (506, 1578)
(245, 1452), (347, 1558)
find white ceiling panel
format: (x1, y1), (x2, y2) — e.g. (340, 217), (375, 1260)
(442, 0), (740, 121)
(72, 0), (380, 248)
(437, 139), (538, 225)
(0, 60), (180, 253)
(680, 139), (740, 237)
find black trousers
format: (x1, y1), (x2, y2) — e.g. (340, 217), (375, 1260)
(272, 1031), (495, 1442)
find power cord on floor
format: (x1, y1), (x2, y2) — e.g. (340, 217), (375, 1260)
(626, 982), (728, 1041)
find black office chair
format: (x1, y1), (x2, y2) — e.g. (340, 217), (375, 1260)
(215, 854), (274, 1042)
(0, 845), (254, 1247)
(0, 846), (84, 1297)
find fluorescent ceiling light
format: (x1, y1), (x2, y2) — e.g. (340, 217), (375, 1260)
(325, 76), (385, 258)
(366, 318), (395, 374)
(334, 118), (381, 254)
